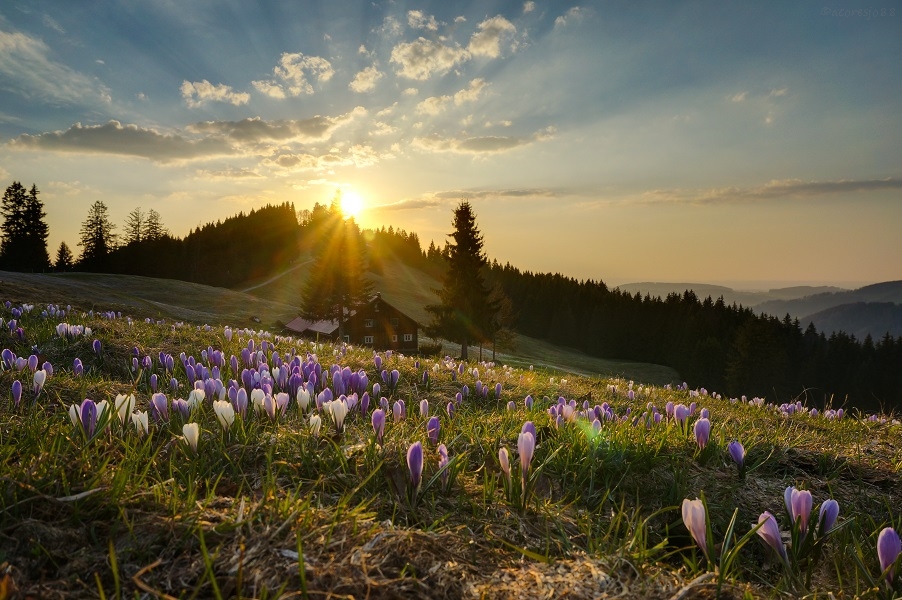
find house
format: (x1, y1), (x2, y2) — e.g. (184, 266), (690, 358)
(284, 293), (420, 352)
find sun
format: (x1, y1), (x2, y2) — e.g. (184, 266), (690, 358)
(340, 190), (364, 219)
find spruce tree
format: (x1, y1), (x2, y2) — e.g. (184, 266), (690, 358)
(54, 242), (74, 271)
(78, 200), (117, 267)
(300, 195), (372, 340)
(426, 201), (497, 360)
(124, 208), (144, 245)
(142, 208), (168, 241)
(1, 182), (50, 271)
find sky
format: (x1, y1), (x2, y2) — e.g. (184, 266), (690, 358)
(1, 1), (900, 289)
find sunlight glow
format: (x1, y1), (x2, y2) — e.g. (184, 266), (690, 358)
(340, 190), (364, 220)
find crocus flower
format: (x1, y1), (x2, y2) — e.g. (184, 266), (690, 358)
(131, 410), (148, 436)
(390, 369), (399, 390)
(182, 423), (199, 452)
(42, 361), (53, 378)
(115, 394), (136, 424)
(438, 443), (450, 490)
(11, 380), (22, 407)
(297, 386), (311, 412)
(407, 441), (424, 490)
(784, 486), (813, 538)
(374, 355), (382, 371)
(878, 527), (901, 582)
(495, 382), (502, 399)
(70, 398), (99, 439)
(213, 400), (235, 431)
(151, 393), (169, 421)
(818, 499), (839, 533)
(73, 358), (84, 377)
(327, 399), (348, 433)
(309, 414), (322, 437)
(427, 416), (440, 445)
(674, 404), (690, 426)
(92, 339), (102, 356)
(694, 418), (711, 449)
(681, 498), (709, 561)
(728, 440), (746, 471)
(172, 398), (189, 419)
(27, 354), (38, 371)
(757, 511), (788, 564)
(419, 398), (429, 417)
(521, 421), (537, 442)
(525, 395), (534, 410)
(506, 400), (516, 411)
(518, 431), (535, 486)
(498, 447), (511, 483)
(372, 409), (385, 445)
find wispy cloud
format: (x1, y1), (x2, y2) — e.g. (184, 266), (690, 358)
(377, 187), (560, 211)
(407, 10), (440, 31)
(554, 7), (585, 28)
(180, 80), (250, 108)
(349, 64), (383, 93)
(468, 16), (516, 58)
(0, 29), (108, 105)
(412, 126), (554, 155)
(188, 107), (366, 144)
(415, 78), (488, 115)
(390, 37), (470, 80)
(195, 168), (263, 180)
(252, 52), (333, 97)
(638, 177), (902, 205)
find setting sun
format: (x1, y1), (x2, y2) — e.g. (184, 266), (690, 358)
(340, 190), (364, 220)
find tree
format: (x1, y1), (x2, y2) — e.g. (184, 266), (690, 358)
(426, 201), (497, 360)
(124, 208), (144, 245)
(142, 208), (168, 241)
(78, 200), (117, 267)
(1, 182), (50, 271)
(300, 195), (372, 340)
(54, 241), (74, 271)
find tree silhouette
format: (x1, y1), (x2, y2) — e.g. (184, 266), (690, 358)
(426, 201), (497, 360)
(78, 200), (117, 268)
(54, 241), (74, 271)
(300, 195), (372, 340)
(124, 208), (144, 245)
(142, 208), (167, 241)
(1, 182), (50, 272)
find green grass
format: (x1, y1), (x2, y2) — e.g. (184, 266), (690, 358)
(1, 295), (901, 598)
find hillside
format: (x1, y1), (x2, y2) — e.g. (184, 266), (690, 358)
(802, 302), (902, 340)
(615, 281), (846, 308)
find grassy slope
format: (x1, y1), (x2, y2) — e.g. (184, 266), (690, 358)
(237, 260), (680, 385)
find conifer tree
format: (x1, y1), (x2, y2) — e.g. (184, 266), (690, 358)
(426, 201), (497, 360)
(1, 182), (50, 271)
(78, 200), (117, 267)
(124, 208), (144, 245)
(54, 241), (74, 271)
(142, 208), (168, 241)
(300, 195), (372, 340)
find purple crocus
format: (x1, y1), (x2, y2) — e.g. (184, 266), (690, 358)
(427, 416), (440, 445)
(79, 399), (98, 439)
(446, 401), (455, 418)
(374, 355), (382, 371)
(372, 409), (385, 445)
(438, 444), (450, 490)
(92, 339), (102, 356)
(521, 421), (537, 442)
(390, 369), (400, 390)
(818, 499), (839, 533)
(728, 440), (745, 468)
(784, 486), (813, 538)
(73, 358), (84, 377)
(495, 382), (502, 400)
(407, 441), (424, 490)
(877, 527), (901, 582)
(694, 418), (711, 449)
(518, 431), (535, 487)
(524, 395), (533, 410)
(757, 511), (788, 564)
(419, 398), (429, 417)
(151, 392), (169, 421)
(11, 380), (22, 407)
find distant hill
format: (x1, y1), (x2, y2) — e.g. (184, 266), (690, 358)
(802, 302), (902, 340)
(615, 282), (845, 308)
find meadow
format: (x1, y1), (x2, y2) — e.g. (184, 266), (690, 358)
(1, 296), (902, 599)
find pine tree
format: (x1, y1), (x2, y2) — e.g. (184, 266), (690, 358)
(300, 195), (372, 340)
(78, 200), (117, 267)
(1, 182), (50, 271)
(426, 201), (498, 360)
(124, 208), (144, 245)
(54, 241), (74, 271)
(142, 209), (168, 241)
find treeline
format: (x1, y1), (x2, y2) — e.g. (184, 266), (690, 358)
(482, 261), (902, 412)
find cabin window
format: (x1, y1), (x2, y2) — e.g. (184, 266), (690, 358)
(392, 335), (398, 342)
(343, 335), (350, 343)
(364, 319), (374, 328)
(403, 333), (413, 342)
(364, 335), (374, 344)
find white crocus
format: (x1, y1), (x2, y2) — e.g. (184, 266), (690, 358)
(309, 414), (322, 437)
(68, 403), (80, 427)
(182, 422), (200, 452)
(296, 387), (311, 413)
(213, 400), (235, 431)
(115, 393), (136, 424)
(327, 399), (348, 433)
(131, 411), (149, 436)
(33, 369), (47, 396)
(187, 388), (206, 409)
(250, 388), (266, 413)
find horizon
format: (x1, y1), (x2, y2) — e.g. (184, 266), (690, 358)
(1, 1), (900, 286)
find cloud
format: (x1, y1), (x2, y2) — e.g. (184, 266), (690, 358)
(415, 78), (488, 116)
(412, 127), (554, 155)
(195, 168), (263, 180)
(730, 91), (748, 102)
(523, 1), (536, 13)
(370, 121), (399, 136)
(468, 16), (517, 58)
(407, 10), (440, 31)
(349, 64), (383, 93)
(453, 78), (488, 104)
(377, 187), (559, 211)
(42, 14), (65, 34)
(390, 37), (470, 80)
(188, 106), (366, 144)
(416, 95), (452, 116)
(769, 87), (788, 97)
(554, 7), (585, 28)
(639, 177), (902, 205)
(252, 52), (333, 97)
(264, 143), (384, 173)
(379, 16), (404, 37)
(402, 87), (419, 96)
(0, 30), (108, 105)
(180, 80), (250, 108)
(8, 120), (233, 161)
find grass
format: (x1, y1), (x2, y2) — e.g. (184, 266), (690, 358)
(1, 287), (902, 598)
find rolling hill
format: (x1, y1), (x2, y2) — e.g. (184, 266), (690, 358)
(615, 281), (846, 308)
